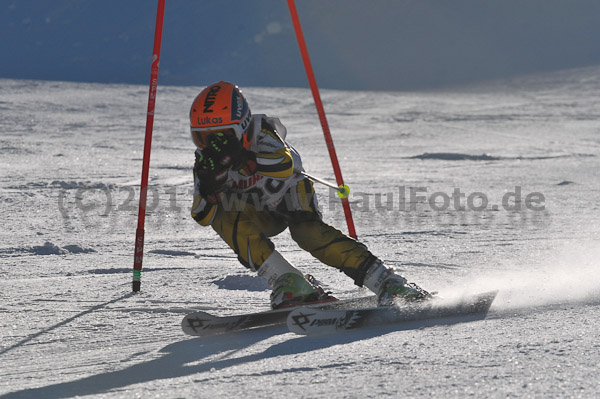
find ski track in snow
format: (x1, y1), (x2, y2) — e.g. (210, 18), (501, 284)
(1, 67), (600, 398)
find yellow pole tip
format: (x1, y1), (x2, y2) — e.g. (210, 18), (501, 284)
(337, 184), (350, 199)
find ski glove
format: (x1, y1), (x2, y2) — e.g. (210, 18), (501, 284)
(204, 132), (242, 169)
(194, 132), (258, 202)
(204, 132), (258, 176)
(194, 151), (229, 204)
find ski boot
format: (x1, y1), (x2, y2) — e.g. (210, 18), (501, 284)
(363, 258), (431, 306)
(257, 250), (335, 309)
(378, 278), (431, 306)
(270, 273), (334, 309)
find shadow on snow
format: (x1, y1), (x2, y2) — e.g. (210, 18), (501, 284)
(0, 292), (135, 357)
(4, 291), (600, 398)
(1, 314), (484, 398)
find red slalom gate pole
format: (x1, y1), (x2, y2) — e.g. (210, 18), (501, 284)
(133, 0), (166, 292)
(287, 0), (357, 239)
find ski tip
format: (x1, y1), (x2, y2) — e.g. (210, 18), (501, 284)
(480, 289), (499, 300)
(181, 311), (217, 336)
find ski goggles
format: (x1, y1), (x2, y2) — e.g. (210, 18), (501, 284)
(190, 124), (241, 149)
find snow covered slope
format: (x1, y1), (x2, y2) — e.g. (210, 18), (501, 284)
(1, 66), (600, 398)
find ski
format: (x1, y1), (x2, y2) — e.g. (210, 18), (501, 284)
(287, 290), (498, 335)
(182, 295), (376, 337)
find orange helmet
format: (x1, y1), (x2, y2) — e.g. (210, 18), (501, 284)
(189, 81), (252, 149)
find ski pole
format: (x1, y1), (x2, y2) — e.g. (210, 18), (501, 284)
(301, 171), (350, 199)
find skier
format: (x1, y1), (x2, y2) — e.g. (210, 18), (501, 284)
(190, 81), (430, 309)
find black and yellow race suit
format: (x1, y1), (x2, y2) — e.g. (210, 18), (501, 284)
(191, 114), (374, 286)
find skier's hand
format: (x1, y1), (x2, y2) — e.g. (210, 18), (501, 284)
(204, 132), (242, 169)
(194, 152), (228, 204)
(204, 132), (256, 176)
(234, 148), (258, 177)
